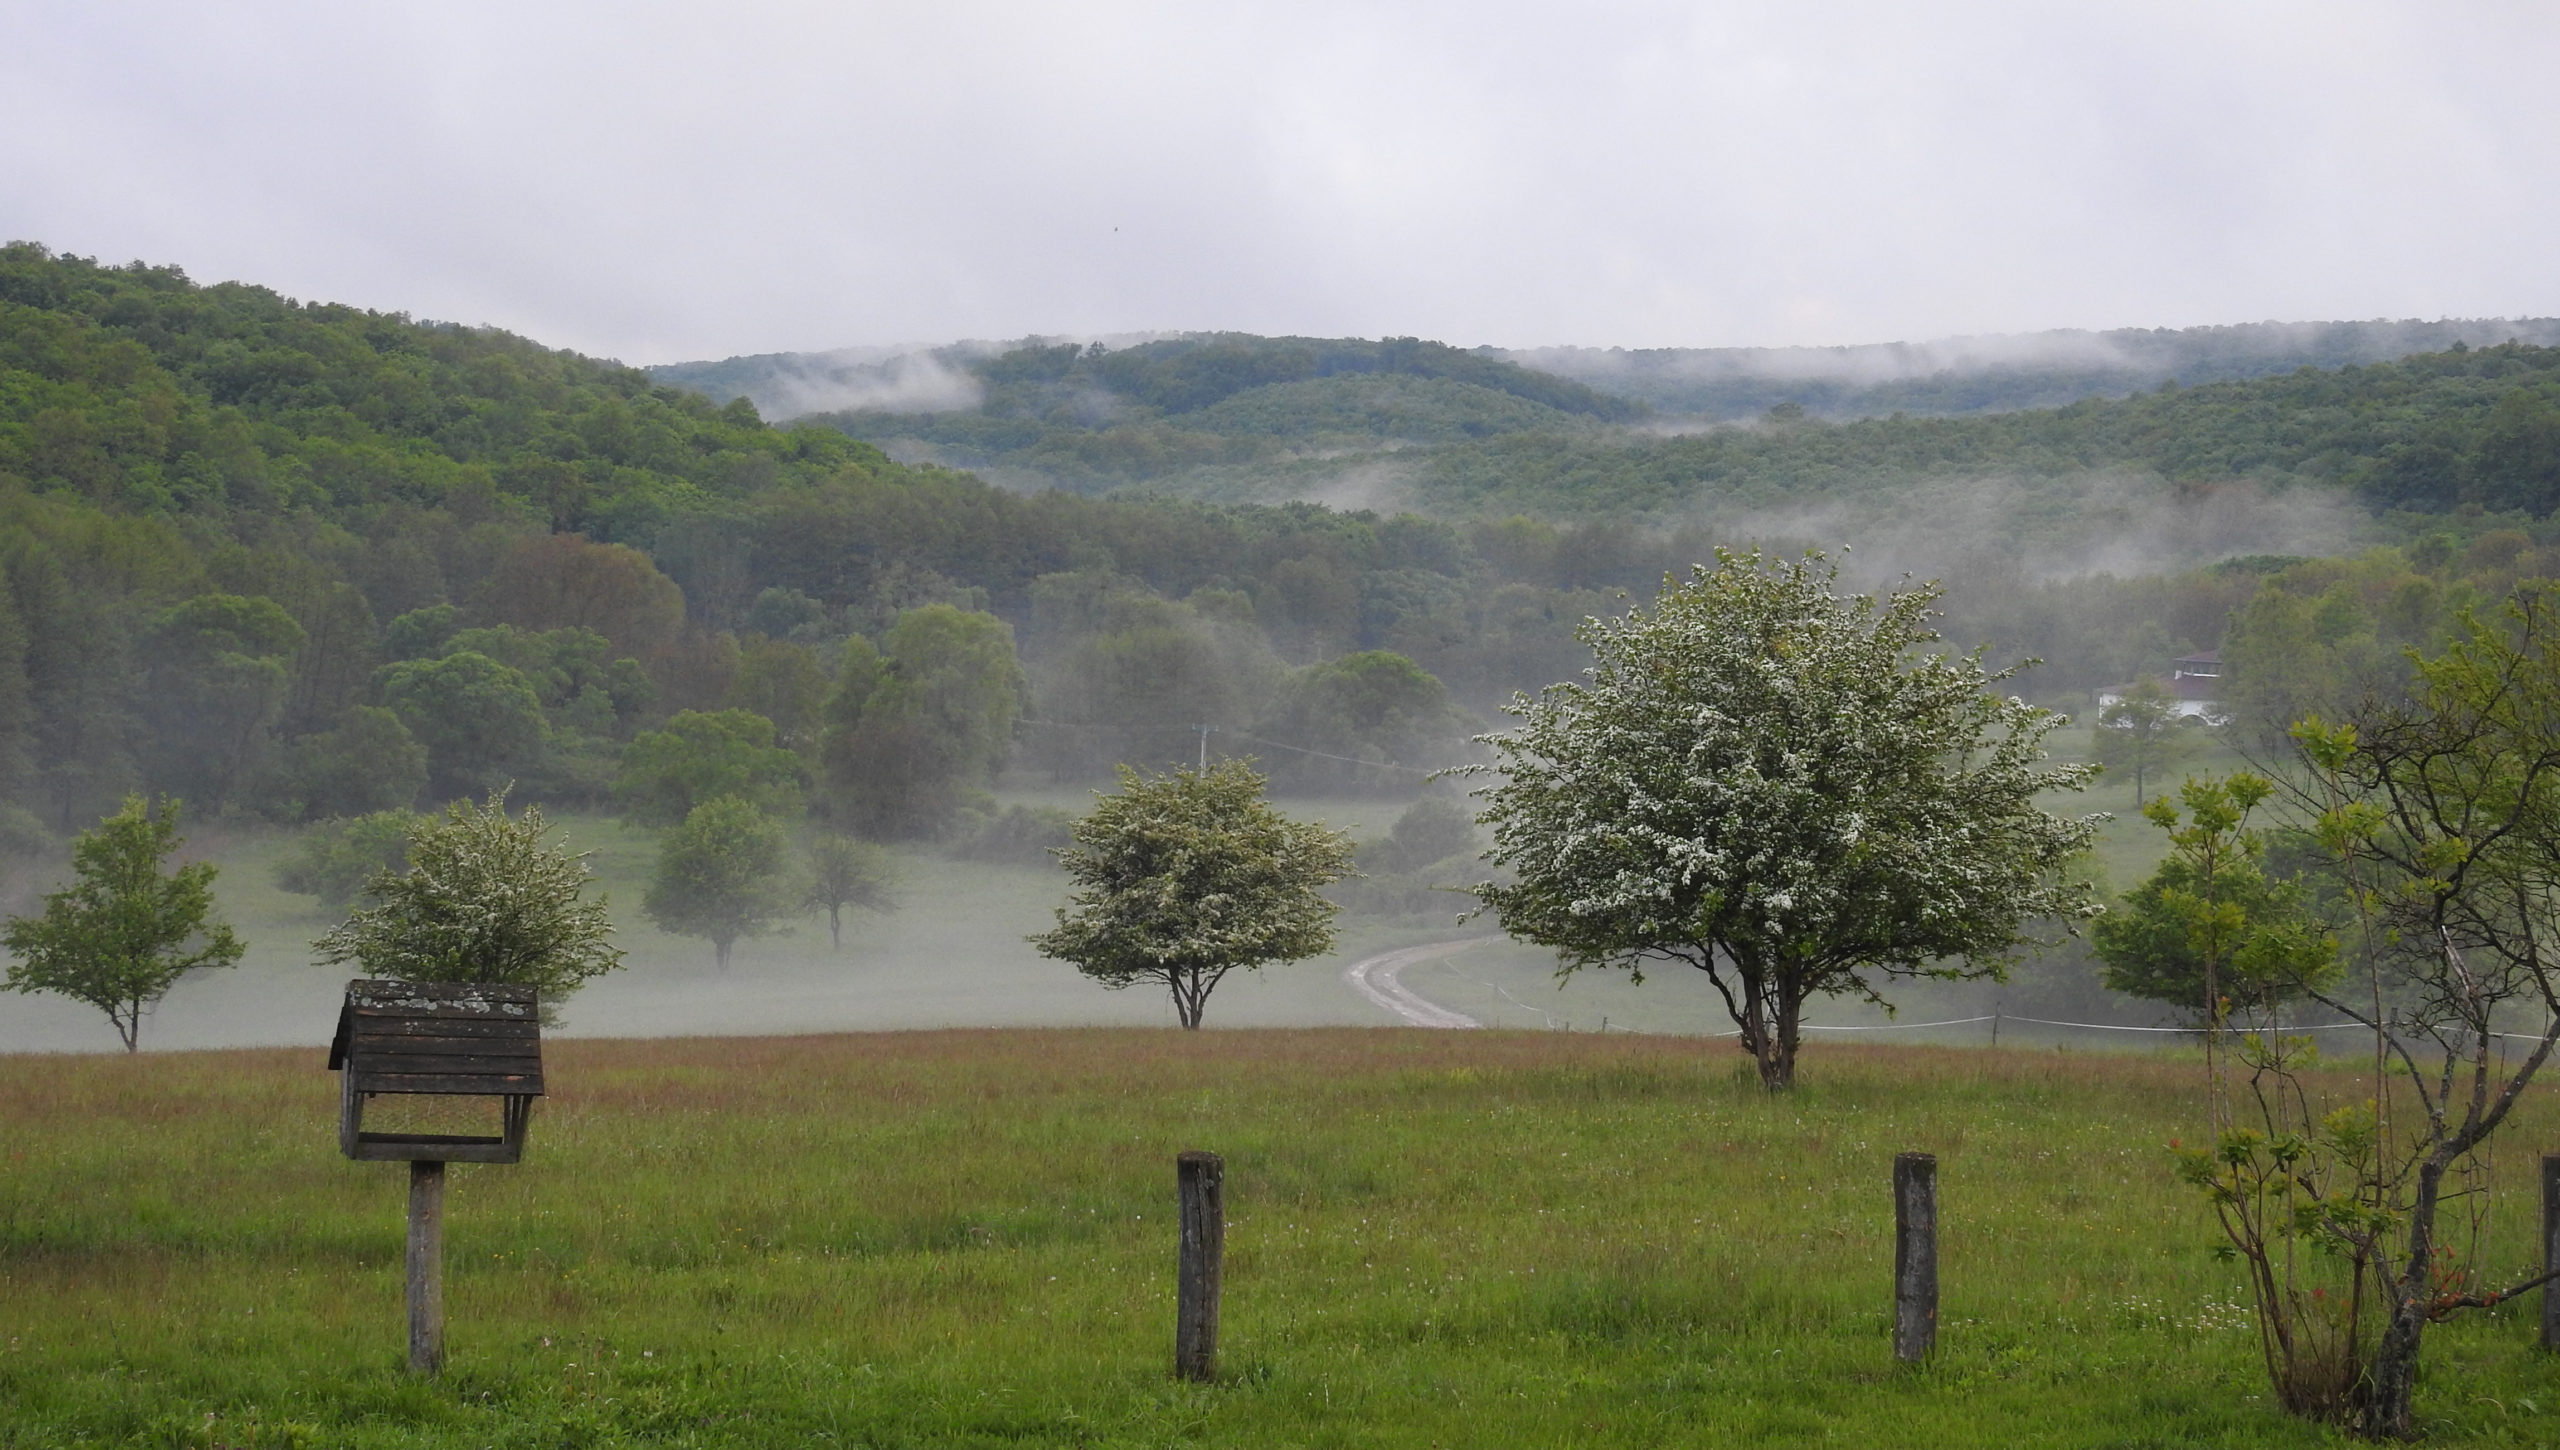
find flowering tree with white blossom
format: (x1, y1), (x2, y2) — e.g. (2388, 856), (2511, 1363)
(1465, 549), (2102, 1090)
(316, 790), (622, 1018)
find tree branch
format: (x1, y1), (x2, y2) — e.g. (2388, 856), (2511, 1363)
(2430, 1264), (2560, 1314)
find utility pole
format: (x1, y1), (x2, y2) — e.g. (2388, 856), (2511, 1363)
(1197, 723), (1210, 771)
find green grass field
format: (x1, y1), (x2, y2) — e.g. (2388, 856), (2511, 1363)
(4, 1030), (2555, 1448)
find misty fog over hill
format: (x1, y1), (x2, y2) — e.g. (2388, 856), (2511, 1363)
(655, 316), (2560, 428)
(1507, 316), (2560, 419)
(645, 321), (2560, 576)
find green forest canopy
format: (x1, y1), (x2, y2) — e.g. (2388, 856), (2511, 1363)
(4, 240), (2559, 850)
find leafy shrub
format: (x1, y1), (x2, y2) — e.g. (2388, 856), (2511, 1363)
(275, 810), (423, 911)
(950, 804), (1075, 867)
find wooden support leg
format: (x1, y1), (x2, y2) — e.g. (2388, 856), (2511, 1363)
(408, 1160), (446, 1375)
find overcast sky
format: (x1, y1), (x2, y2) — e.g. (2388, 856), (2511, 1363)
(5, 2), (2557, 365)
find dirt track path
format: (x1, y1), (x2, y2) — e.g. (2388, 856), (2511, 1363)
(1341, 938), (1497, 1028)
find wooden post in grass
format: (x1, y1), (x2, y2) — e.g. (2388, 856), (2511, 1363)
(2542, 1153), (2560, 1352)
(1893, 1152), (1938, 1364)
(408, 1160), (446, 1374)
(1175, 1150), (1225, 1381)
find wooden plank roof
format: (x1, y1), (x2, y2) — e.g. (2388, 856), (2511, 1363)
(328, 979), (544, 1097)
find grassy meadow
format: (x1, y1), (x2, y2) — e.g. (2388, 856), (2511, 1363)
(5, 1029), (2558, 1448)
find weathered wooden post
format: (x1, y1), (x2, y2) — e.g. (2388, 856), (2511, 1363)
(1175, 1150), (1225, 1382)
(2542, 1152), (2559, 1352)
(1893, 1151), (1938, 1364)
(408, 1161), (446, 1371)
(329, 980), (544, 1376)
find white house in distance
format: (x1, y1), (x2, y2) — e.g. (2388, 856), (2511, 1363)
(2094, 651), (2228, 725)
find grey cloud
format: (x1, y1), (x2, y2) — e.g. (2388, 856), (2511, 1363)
(3, 3), (2558, 361)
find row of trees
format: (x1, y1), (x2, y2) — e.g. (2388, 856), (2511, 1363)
(0, 479), (1498, 854)
(26, 455), (2543, 842)
(8, 783), (906, 1047)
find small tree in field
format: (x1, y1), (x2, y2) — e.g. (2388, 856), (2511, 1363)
(2094, 675), (2197, 806)
(316, 791), (622, 1014)
(3, 795), (242, 1051)
(2188, 585), (2560, 1438)
(1467, 549), (2102, 1090)
(2092, 776), (2334, 1027)
(1034, 761), (1355, 1028)
(643, 795), (795, 969)
(804, 832), (896, 950)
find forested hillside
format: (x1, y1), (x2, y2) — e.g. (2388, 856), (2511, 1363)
(656, 320), (2560, 510)
(0, 246), (1680, 848)
(773, 334), (1639, 494)
(1412, 342), (2560, 520)
(4, 241), (2556, 868)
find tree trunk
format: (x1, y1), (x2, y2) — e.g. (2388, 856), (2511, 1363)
(828, 904), (842, 950)
(1772, 985), (1804, 1091)
(2363, 1154), (2450, 1439)
(1754, 1025), (1794, 1091)
(2365, 1303), (2427, 1439)
(714, 936), (733, 971)
(1732, 962), (1798, 1091)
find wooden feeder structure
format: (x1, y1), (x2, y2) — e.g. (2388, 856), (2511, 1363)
(330, 978), (543, 1161)
(327, 978), (544, 1373)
